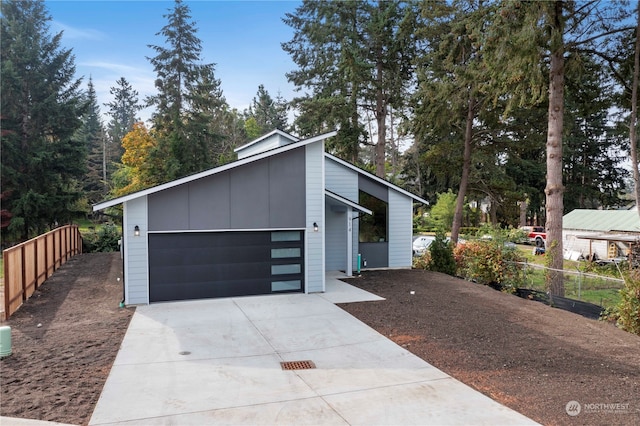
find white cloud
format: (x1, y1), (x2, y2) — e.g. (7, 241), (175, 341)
(52, 21), (105, 41)
(80, 61), (143, 75)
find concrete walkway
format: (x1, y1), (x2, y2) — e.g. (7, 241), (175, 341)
(89, 274), (538, 425)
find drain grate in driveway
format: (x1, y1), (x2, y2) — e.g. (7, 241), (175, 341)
(280, 360), (316, 370)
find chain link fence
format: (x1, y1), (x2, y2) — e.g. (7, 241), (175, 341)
(515, 261), (625, 310)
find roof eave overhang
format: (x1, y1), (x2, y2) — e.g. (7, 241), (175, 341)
(325, 190), (373, 215)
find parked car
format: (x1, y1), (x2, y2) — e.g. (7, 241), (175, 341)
(412, 235), (435, 256)
(519, 226), (546, 247)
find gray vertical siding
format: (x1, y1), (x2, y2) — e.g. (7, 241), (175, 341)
(325, 157), (360, 269)
(359, 242), (388, 268)
(123, 196), (149, 304)
(148, 185), (189, 229)
(189, 173), (230, 228)
(148, 148), (306, 231)
(325, 204), (347, 271)
(325, 159), (358, 201)
(359, 175), (389, 201)
(269, 152), (307, 228)
(388, 189), (413, 267)
(229, 159), (271, 228)
(306, 142), (325, 292)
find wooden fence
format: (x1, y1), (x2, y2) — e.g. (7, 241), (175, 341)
(3, 225), (82, 320)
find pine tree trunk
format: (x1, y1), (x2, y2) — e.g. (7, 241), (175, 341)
(103, 137), (107, 186)
(351, 85), (360, 164)
(375, 57), (386, 178)
(390, 106), (397, 177)
(451, 93), (474, 244)
(519, 200), (527, 226)
(545, 5), (565, 297)
(630, 9), (640, 218)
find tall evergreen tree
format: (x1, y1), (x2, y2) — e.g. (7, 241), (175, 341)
(245, 84), (289, 137)
(483, 0), (632, 296)
(217, 107), (249, 163)
(412, 0), (496, 243)
(563, 55), (627, 211)
(185, 63), (229, 166)
(1, 0), (86, 240)
(78, 77), (108, 205)
(283, 0), (364, 163)
(283, 0), (418, 176)
(630, 7), (640, 217)
(607, 8), (640, 215)
(104, 77), (142, 173)
(146, 0), (226, 182)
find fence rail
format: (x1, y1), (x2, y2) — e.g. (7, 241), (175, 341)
(2, 225), (82, 320)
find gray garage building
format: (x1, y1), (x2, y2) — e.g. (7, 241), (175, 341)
(93, 130), (427, 304)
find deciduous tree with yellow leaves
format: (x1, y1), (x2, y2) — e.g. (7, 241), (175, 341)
(111, 122), (158, 197)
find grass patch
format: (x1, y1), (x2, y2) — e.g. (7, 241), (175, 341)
(73, 218), (122, 237)
(520, 265), (623, 309)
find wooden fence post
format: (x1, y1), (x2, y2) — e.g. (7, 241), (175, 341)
(34, 238), (38, 290)
(45, 233), (50, 279)
(58, 227), (62, 267)
(3, 251), (9, 320)
(20, 245), (26, 302)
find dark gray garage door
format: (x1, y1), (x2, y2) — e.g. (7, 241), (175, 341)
(148, 231), (304, 302)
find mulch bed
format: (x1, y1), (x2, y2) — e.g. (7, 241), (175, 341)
(0, 253), (134, 425)
(339, 269), (640, 426)
(1, 255), (639, 426)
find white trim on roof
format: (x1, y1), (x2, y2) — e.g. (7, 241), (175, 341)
(324, 153), (428, 205)
(93, 130), (337, 211)
(325, 190), (373, 215)
(233, 129), (299, 153)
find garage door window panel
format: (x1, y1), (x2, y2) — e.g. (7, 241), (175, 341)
(272, 280), (302, 292)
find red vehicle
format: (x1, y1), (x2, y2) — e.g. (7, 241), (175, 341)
(520, 226), (546, 247)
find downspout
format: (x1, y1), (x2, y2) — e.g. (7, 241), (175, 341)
(119, 231), (125, 308)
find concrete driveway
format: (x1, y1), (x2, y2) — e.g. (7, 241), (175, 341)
(89, 275), (538, 425)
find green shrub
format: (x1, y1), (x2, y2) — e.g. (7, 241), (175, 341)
(459, 227), (479, 236)
(413, 251), (431, 269)
(474, 223), (523, 243)
(454, 239), (525, 291)
(507, 227), (529, 244)
(604, 269), (640, 335)
(430, 191), (456, 231)
(427, 231), (456, 275)
(83, 223), (121, 253)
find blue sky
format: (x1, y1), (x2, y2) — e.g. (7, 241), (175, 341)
(45, 0), (302, 122)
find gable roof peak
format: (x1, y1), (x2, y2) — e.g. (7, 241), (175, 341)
(234, 129), (299, 159)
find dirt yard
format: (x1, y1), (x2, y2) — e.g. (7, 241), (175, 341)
(0, 253), (134, 425)
(1, 254), (639, 425)
(339, 269), (640, 426)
